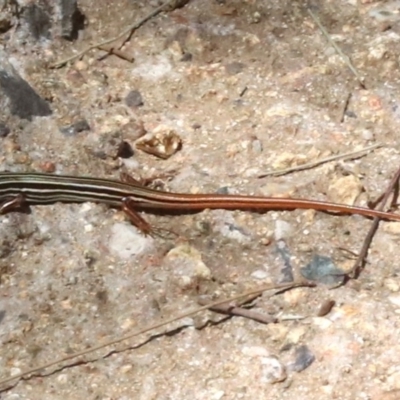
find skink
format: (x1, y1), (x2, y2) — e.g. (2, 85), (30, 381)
(0, 172), (398, 234)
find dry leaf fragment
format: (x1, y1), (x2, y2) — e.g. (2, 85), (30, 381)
(135, 126), (182, 159)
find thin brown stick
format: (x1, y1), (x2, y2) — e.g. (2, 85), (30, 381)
(201, 303), (276, 324)
(258, 143), (383, 178)
(0, 279), (314, 390)
(197, 294), (277, 324)
(307, 8), (366, 89)
(97, 45), (134, 63)
(339, 92), (352, 123)
(350, 166), (400, 278)
(50, 0), (178, 69)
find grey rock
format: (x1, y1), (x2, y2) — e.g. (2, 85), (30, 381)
(59, 0), (85, 41)
(0, 52), (52, 120)
(23, 2), (51, 40)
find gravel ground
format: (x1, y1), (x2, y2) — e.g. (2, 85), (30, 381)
(2, 1), (400, 399)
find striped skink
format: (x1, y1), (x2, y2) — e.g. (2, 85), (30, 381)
(0, 171), (399, 234)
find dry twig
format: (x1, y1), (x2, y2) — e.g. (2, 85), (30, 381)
(197, 293), (277, 324)
(51, 0), (180, 69)
(258, 143), (383, 178)
(349, 166), (400, 278)
(0, 279), (314, 391)
(97, 45), (135, 63)
(307, 8), (365, 88)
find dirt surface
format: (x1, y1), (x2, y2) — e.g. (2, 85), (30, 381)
(2, 0), (400, 399)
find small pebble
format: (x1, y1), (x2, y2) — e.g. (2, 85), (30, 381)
(10, 368), (22, 377)
(301, 254), (345, 286)
(361, 128), (374, 140)
(261, 356), (287, 383)
(210, 391), (224, 400)
(317, 300), (336, 317)
(125, 90), (144, 108)
(251, 138), (263, 153)
(274, 220), (293, 240)
(60, 119), (90, 136)
(57, 374), (69, 384)
(165, 244), (212, 289)
(251, 269), (268, 280)
(108, 223), (154, 260)
(116, 141), (134, 158)
(84, 224), (93, 233)
(242, 346), (287, 383)
(119, 364), (133, 374)
(288, 345), (315, 372)
(0, 122), (10, 137)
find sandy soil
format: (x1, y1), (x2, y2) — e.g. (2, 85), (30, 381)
(2, 0), (400, 399)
